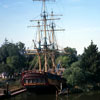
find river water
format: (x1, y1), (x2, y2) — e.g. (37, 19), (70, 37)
(4, 91), (100, 100)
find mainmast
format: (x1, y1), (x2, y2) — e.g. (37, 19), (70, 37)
(27, 0), (65, 73)
(32, 0), (55, 72)
(42, 0), (48, 72)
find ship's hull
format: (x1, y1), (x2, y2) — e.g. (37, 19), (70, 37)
(25, 85), (57, 94)
(21, 70), (66, 94)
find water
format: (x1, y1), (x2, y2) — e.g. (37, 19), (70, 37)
(4, 91), (100, 100)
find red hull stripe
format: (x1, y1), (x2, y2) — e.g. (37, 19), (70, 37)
(24, 83), (46, 86)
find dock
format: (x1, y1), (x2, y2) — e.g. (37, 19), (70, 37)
(0, 88), (27, 99)
(10, 88), (27, 96)
(0, 88), (5, 99)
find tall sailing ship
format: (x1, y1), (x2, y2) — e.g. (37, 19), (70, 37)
(21, 0), (66, 93)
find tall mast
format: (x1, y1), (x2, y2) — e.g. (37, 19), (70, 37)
(37, 21), (42, 72)
(51, 11), (55, 69)
(43, 1), (47, 49)
(38, 21), (41, 49)
(32, 0), (55, 72)
(49, 11), (65, 70)
(43, 0), (47, 72)
(43, 0), (45, 13)
(51, 11), (55, 49)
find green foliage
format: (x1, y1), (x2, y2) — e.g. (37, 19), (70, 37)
(0, 40), (26, 75)
(56, 56), (70, 68)
(56, 47), (78, 68)
(63, 61), (85, 86)
(63, 41), (100, 87)
(81, 41), (100, 83)
(29, 56), (38, 69)
(64, 47), (77, 55)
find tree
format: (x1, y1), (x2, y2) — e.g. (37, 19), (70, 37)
(64, 47), (78, 65)
(63, 61), (85, 86)
(56, 56), (70, 68)
(56, 47), (78, 68)
(0, 40), (27, 75)
(16, 42), (26, 55)
(80, 41), (100, 83)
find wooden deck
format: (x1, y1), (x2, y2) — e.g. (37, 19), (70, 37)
(0, 88), (5, 99)
(11, 88), (27, 96)
(0, 88), (5, 94)
(0, 88), (27, 99)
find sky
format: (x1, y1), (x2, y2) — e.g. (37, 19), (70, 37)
(0, 0), (100, 54)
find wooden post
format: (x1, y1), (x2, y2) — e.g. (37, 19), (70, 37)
(56, 90), (58, 99)
(60, 82), (62, 92)
(45, 52), (47, 72)
(6, 82), (9, 95)
(37, 52), (42, 73)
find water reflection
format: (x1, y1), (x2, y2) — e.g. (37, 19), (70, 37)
(4, 91), (100, 100)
